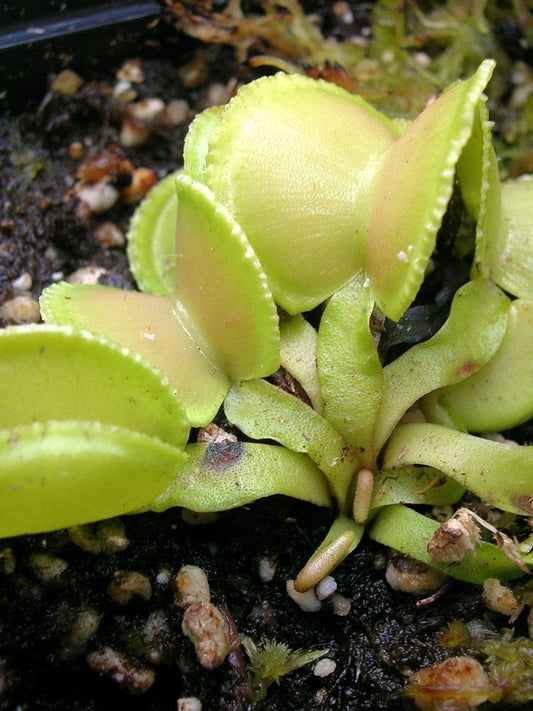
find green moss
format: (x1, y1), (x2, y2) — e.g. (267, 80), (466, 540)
(241, 636), (327, 702)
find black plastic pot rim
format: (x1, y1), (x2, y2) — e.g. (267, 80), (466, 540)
(0, 1), (161, 51)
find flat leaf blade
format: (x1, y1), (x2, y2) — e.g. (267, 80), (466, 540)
(369, 504), (527, 584)
(151, 441), (331, 512)
(224, 379), (357, 503)
(317, 274), (382, 464)
(435, 299), (533, 432)
(375, 279), (509, 450)
(486, 178), (533, 298)
(371, 467), (465, 509)
(382, 422), (533, 515)
(280, 314), (323, 413)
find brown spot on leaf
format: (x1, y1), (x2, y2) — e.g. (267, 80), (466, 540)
(514, 495), (533, 515)
(204, 441), (245, 471)
(454, 361), (479, 379)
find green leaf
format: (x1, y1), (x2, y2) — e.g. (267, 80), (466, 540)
(224, 379), (357, 503)
(172, 175), (279, 381)
(0, 325), (190, 447)
(279, 314), (323, 413)
(127, 170), (181, 294)
(316, 274), (382, 465)
(151, 441), (331, 512)
(456, 97), (501, 278)
(41, 176), (280, 426)
(366, 59), (495, 321)
(483, 178), (533, 299)
(433, 299), (533, 432)
(40, 284), (230, 427)
(371, 467), (465, 509)
(382, 423), (533, 515)
(374, 278), (509, 450)
(203, 72), (399, 314)
(183, 106), (224, 183)
(0, 421), (186, 537)
(369, 504), (528, 584)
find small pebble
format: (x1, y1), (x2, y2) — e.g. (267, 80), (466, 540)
(142, 610), (173, 664)
(162, 99), (190, 126)
(373, 551), (387, 569)
(75, 148), (133, 182)
(67, 265), (108, 285)
(86, 646), (155, 694)
(181, 601), (231, 670)
(68, 524), (102, 553)
(51, 69), (84, 95)
(173, 565), (211, 608)
(60, 608), (101, 660)
(203, 79), (237, 108)
(120, 167), (157, 203)
(77, 181), (119, 213)
(129, 98), (165, 121)
(155, 567), (172, 586)
(316, 575), (337, 600)
(107, 570), (152, 605)
(406, 656), (491, 711)
(96, 519), (129, 554)
(11, 272), (32, 290)
(482, 578), (519, 616)
(258, 557), (277, 583)
(29, 553), (68, 584)
(177, 698), (202, 711)
(120, 118), (151, 148)
(0, 548), (16, 575)
(330, 592), (351, 617)
(386, 554), (448, 595)
(314, 658), (336, 678)
(0, 294), (40, 324)
(116, 58), (145, 83)
(68, 141), (84, 160)
(113, 79), (137, 103)
(94, 221), (125, 248)
(286, 580), (322, 612)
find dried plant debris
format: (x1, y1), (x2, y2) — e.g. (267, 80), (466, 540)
(167, 0), (533, 167)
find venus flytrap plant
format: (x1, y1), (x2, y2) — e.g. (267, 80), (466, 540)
(1, 60), (532, 603)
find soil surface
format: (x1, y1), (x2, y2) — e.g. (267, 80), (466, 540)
(0, 3), (532, 710)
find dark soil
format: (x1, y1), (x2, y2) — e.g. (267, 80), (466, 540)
(0, 500), (505, 711)
(0, 3), (532, 710)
